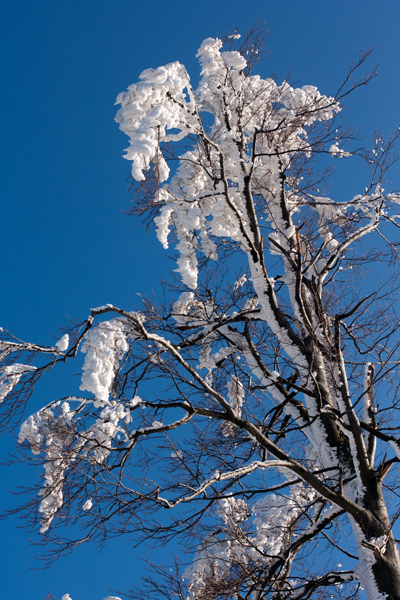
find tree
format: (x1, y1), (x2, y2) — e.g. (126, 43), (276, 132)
(2, 24), (400, 600)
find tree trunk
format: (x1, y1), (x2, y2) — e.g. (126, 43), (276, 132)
(373, 538), (400, 600)
(353, 479), (400, 599)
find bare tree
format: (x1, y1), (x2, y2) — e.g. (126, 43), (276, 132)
(2, 24), (400, 600)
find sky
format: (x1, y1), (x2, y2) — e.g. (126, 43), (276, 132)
(1, 1), (400, 598)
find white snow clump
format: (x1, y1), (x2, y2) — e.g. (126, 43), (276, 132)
(55, 334), (69, 352)
(80, 319), (129, 406)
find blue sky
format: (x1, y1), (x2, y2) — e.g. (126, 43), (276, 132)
(1, 1), (400, 598)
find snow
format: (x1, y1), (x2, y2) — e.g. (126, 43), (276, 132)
(18, 403), (78, 533)
(185, 482), (318, 598)
(329, 143), (352, 158)
(198, 345), (234, 371)
(221, 375), (245, 436)
(115, 60), (197, 181)
(55, 334), (69, 352)
(226, 376), (245, 417)
(82, 498), (93, 511)
(0, 363), (36, 402)
(91, 304), (114, 312)
(233, 273), (247, 291)
(115, 33), (345, 301)
(171, 450), (184, 459)
(171, 291), (195, 325)
(18, 390), (132, 531)
(79, 319), (129, 405)
(390, 440), (400, 460)
(351, 518), (388, 600)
